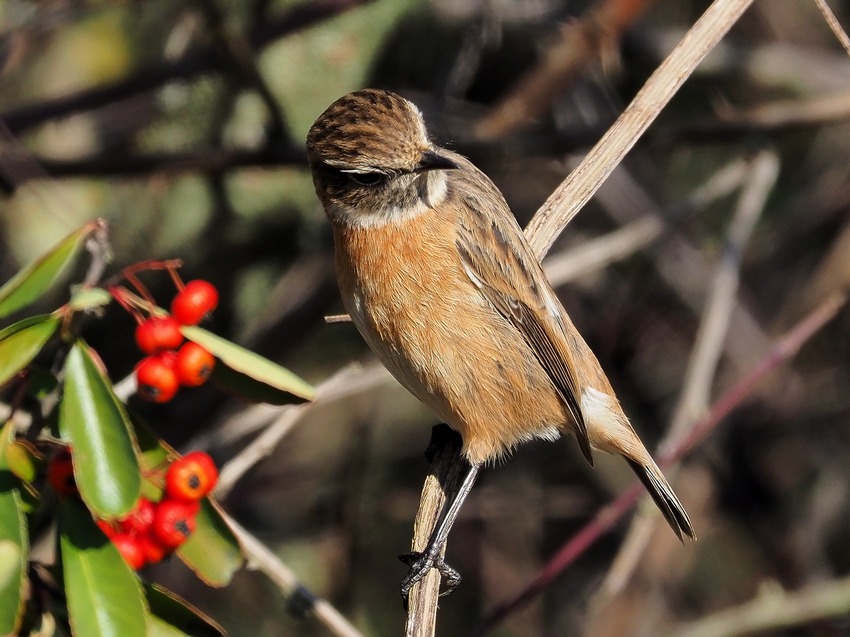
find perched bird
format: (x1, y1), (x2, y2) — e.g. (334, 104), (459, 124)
(306, 88), (694, 599)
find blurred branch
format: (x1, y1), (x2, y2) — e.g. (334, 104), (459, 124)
(214, 363), (391, 498)
(474, 0), (659, 140)
(594, 166), (776, 375)
(656, 89), (850, 148)
(2, 145), (304, 184)
(666, 150), (778, 434)
(10, 90), (850, 185)
(222, 510), (363, 637)
(524, 0), (755, 259)
(595, 150), (779, 606)
(0, 0), (373, 135)
(197, 0), (291, 144)
(471, 289), (848, 637)
(670, 576), (850, 637)
(541, 157), (749, 285)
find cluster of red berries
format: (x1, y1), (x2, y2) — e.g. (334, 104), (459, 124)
(47, 449), (219, 569)
(96, 451), (219, 570)
(134, 280), (219, 403)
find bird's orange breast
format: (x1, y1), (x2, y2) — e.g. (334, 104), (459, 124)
(332, 211), (569, 464)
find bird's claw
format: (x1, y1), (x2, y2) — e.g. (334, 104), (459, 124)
(399, 551), (463, 609)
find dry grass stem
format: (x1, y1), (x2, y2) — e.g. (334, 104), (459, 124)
(404, 428), (466, 637)
(524, 0), (755, 258)
(813, 0), (850, 56)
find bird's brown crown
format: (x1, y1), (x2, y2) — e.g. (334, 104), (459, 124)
(306, 89), (429, 173)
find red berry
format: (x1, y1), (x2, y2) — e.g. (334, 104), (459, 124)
(136, 533), (170, 564)
(47, 451), (78, 497)
(134, 316), (184, 354)
(174, 342), (215, 387)
(112, 533), (146, 570)
(165, 451), (218, 502)
(136, 354), (180, 403)
(118, 497), (156, 536)
(152, 499), (197, 549)
(171, 280), (219, 326)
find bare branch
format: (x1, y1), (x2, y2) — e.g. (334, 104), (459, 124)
(524, 0), (756, 258)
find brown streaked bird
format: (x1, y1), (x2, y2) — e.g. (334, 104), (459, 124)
(307, 88), (694, 600)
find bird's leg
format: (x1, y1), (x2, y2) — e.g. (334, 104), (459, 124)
(400, 460), (480, 606)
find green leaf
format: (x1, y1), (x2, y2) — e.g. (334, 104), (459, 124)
(0, 314), (61, 387)
(0, 423), (27, 636)
(59, 342), (141, 518)
(177, 498), (243, 587)
(68, 286), (112, 312)
(6, 439), (44, 483)
(210, 363), (309, 406)
(59, 498), (147, 637)
(144, 584), (223, 637)
(0, 221), (98, 319)
(182, 326), (314, 403)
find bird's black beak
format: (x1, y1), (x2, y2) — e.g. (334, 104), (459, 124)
(417, 150), (459, 172)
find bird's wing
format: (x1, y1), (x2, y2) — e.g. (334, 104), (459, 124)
(450, 160), (593, 465)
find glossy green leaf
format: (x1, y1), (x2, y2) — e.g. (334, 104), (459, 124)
(181, 326), (314, 404)
(59, 498), (147, 637)
(59, 342), (140, 518)
(209, 363), (306, 406)
(177, 498), (243, 587)
(0, 423), (27, 635)
(0, 314), (61, 387)
(0, 221), (97, 319)
(144, 584), (223, 637)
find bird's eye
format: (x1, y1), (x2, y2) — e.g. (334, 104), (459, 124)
(348, 172), (386, 187)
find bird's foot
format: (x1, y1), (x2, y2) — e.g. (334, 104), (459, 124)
(399, 550), (463, 609)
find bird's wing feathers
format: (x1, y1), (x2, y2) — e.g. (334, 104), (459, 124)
(451, 162), (593, 465)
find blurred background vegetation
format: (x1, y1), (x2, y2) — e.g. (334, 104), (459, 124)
(2, 0), (850, 635)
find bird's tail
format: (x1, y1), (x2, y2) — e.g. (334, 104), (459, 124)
(625, 457), (696, 541)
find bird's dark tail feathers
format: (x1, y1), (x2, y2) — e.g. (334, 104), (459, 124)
(625, 458), (696, 542)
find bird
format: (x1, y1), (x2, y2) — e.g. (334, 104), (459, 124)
(306, 88), (694, 601)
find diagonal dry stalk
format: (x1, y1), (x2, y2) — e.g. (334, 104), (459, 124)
(403, 1), (756, 635)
